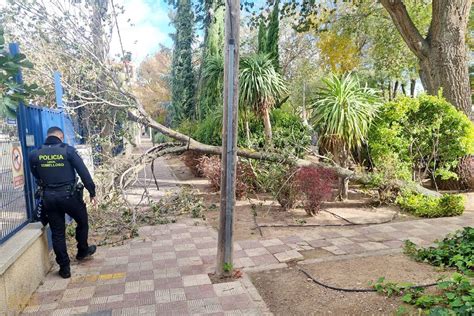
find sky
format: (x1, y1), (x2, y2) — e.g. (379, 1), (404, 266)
(0, 0), (173, 65)
(111, 0), (173, 64)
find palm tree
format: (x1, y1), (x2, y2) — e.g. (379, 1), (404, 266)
(202, 53), (287, 146)
(310, 73), (380, 200)
(240, 54), (287, 145)
(201, 54), (224, 117)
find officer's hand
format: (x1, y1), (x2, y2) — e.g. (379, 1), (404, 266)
(91, 197), (97, 207)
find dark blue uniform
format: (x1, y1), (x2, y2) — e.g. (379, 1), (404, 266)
(29, 135), (96, 268)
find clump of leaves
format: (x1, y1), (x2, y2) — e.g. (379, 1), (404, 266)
(251, 161), (299, 209)
(372, 273), (473, 315)
(294, 218), (307, 225)
(197, 156), (257, 199)
(223, 262), (233, 273)
(396, 191), (465, 218)
(369, 94), (474, 185)
(150, 188), (206, 221)
(404, 227), (474, 276)
(295, 166), (337, 216)
(371, 277), (419, 297)
(367, 155), (407, 204)
(0, 28), (44, 118)
(181, 151), (205, 177)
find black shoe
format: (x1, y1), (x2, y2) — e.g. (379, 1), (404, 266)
(59, 266), (71, 279)
(76, 245), (97, 261)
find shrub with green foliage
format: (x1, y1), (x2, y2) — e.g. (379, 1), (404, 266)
(367, 155), (406, 204)
(373, 273), (473, 315)
(373, 228), (474, 314)
(369, 94), (474, 183)
(252, 161), (299, 209)
(404, 227), (474, 276)
(396, 191), (465, 218)
(194, 115), (222, 146)
(271, 107), (311, 157)
(179, 106), (310, 157)
(0, 28), (43, 118)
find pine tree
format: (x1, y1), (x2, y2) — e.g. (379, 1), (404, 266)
(170, 0), (195, 124)
(266, 0), (280, 71)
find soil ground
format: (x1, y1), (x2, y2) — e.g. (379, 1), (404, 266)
(166, 154), (473, 315)
(249, 253), (449, 315)
(166, 155), (417, 241)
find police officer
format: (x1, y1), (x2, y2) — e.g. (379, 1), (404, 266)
(29, 126), (97, 278)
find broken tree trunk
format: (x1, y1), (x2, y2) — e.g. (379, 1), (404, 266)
(124, 100), (441, 198)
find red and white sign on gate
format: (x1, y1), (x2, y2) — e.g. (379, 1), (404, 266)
(11, 142), (24, 189)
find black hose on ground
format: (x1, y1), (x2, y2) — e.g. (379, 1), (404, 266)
(298, 267), (439, 293)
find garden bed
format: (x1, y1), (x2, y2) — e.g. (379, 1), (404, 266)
(249, 253), (449, 315)
(166, 155), (419, 241)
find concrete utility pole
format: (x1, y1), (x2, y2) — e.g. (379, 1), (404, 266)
(216, 0), (240, 277)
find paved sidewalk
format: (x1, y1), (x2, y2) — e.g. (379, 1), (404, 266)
(22, 208), (473, 315)
(21, 149), (474, 315)
(233, 209), (474, 267)
(22, 221), (269, 315)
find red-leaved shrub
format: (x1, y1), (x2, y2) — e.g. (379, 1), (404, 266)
(197, 156), (257, 199)
(295, 167), (337, 216)
(181, 151), (205, 177)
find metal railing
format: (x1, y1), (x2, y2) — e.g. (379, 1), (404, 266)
(0, 137), (28, 244)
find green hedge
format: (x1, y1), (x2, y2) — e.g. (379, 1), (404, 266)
(396, 191), (465, 218)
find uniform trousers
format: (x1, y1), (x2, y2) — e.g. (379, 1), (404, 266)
(43, 190), (89, 267)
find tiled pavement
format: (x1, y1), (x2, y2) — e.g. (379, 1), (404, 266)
(22, 149), (474, 315)
(22, 221), (269, 315)
(23, 208), (473, 315)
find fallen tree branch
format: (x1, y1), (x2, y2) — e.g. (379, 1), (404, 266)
(93, 78), (441, 198)
(125, 102), (440, 198)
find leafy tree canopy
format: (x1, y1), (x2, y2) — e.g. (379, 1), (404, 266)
(0, 28), (42, 118)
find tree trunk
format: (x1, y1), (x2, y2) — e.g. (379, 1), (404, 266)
(338, 177), (349, 200)
(401, 83), (406, 96)
(410, 79), (416, 97)
(262, 107), (273, 145)
(388, 81), (393, 101)
(392, 80), (399, 99)
(381, 0), (472, 117)
(420, 0), (471, 116)
(124, 93), (442, 199)
(245, 120), (251, 146)
(337, 146), (349, 200)
(302, 81), (308, 126)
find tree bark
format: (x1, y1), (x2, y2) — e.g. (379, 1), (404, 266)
(392, 80), (399, 99)
(388, 81), (393, 101)
(338, 177), (349, 200)
(380, 0), (472, 117)
(216, 0), (240, 277)
(245, 120), (251, 146)
(262, 107), (273, 145)
(126, 100), (442, 199)
(410, 79), (416, 97)
(401, 83), (407, 96)
(337, 146), (349, 200)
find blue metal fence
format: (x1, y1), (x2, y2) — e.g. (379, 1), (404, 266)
(0, 43), (78, 244)
(0, 43), (31, 243)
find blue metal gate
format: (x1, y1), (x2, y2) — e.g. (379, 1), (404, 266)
(0, 43), (78, 244)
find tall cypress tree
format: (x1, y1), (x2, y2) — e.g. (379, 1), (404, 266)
(170, 0), (195, 123)
(198, 0), (225, 118)
(266, 0), (280, 71)
(257, 20), (267, 54)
